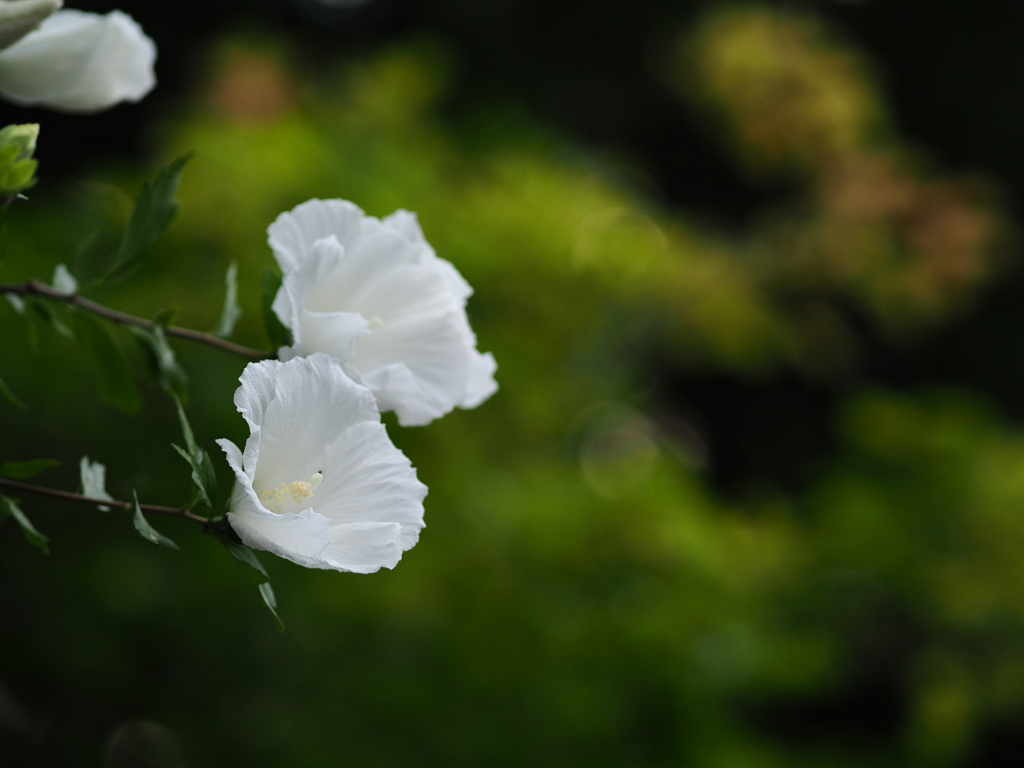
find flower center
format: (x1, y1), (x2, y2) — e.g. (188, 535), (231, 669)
(258, 472), (323, 515)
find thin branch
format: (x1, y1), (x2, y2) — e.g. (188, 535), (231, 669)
(0, 476), (214, 528)
(0, 279), (271, 361)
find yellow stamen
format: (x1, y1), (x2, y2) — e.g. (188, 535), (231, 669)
(258, 472), (324, 514)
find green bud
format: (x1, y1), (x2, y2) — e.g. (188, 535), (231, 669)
(0, 122), (39, 202)
(0, 123), (39, 160)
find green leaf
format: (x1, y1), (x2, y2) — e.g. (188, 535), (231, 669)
(0, 459), (60, 479)
(215, 261), (242, 338)
(74, 312), (141, 413)
(102, 153), (191, 285)
(171, 444), (212, 509)
(79, 456), (113, 511)
(129, 324), (188, 400)
(169, 393), (217, 510)
(222, 539), (284, 631)
(0, 494), (49, 553)
(0, 369), (25, 409)
(4, 292), (23, 314)
(223, 540), (270, 580)
(258, 583), (285, 632)
(260, 269), (292, 350)
(130, 491), (179, 550)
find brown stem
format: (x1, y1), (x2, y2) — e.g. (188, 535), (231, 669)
(0, 476), (213, 527)
(0, 280), (271, 361)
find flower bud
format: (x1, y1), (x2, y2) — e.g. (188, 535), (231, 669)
(0, 122), (39, 201)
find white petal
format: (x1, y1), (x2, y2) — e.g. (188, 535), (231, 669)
(228, 507), (333, 568)
(320, 522), (405, 573)
(313, 420), (427, 535)
(292, 309), (368, 363)
(345, 263), (458, 324)
(268, 198), (367, 272)
(382, 210), (473, 301)
(0, 0), (61, 51)
(381, 209), (426, 244)
(0, 10), (155, 112)
(232, 360), (279, 434)
(247, 354), (380, 489)
(461, 350), (498, 408)
(273, 236), (371, 361)
(326, 219), (425, 295)
(352, 309), (475, 426)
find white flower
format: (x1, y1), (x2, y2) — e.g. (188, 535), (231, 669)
(216, 353), (427, 574)
(269, 198), (498, 426)
(0, 2), (155, 112)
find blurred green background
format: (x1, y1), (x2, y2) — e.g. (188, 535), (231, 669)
(4, 0), (1024, 765)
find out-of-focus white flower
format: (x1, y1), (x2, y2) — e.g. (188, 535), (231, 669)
(0, 2), (156, 113)
(269, 199), (498, 426)
(216, 353), (427, 574)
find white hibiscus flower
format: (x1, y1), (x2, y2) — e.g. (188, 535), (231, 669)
(269, 198), (498, 427)
(0, 1), (155, 112)
(217, 353), (427, 574)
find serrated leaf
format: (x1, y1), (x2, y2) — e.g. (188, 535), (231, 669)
(215, 261), (242, 338)
(51, 263), (78, 293)
(171, 443), (212, 509)
(0, 369), (25, 409)
(260, 269), (292, 350)
(131, 491), (179, 550)
(169, 393), (217, 509)
(74, 313), (141, 413)
(0, 494), (48, 553)
(0, 459), (59, 479)
(102, 153), (191, 285)
(79, 455), (113, 511)
(129, 325), (188, 400)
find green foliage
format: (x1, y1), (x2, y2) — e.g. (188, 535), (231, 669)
(0, 494), (48, 553)
(73, 311), (142, 413)
(130, 491), (179, 550)
(102, 153), (191, 285)
(170, 393), (217, 510)
(129, 323), (188, 400)
(222, 538), (285, 631)
(215, 261), (241, 338)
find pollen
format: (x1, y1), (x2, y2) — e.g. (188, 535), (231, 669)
(258, 472), (324, 514)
